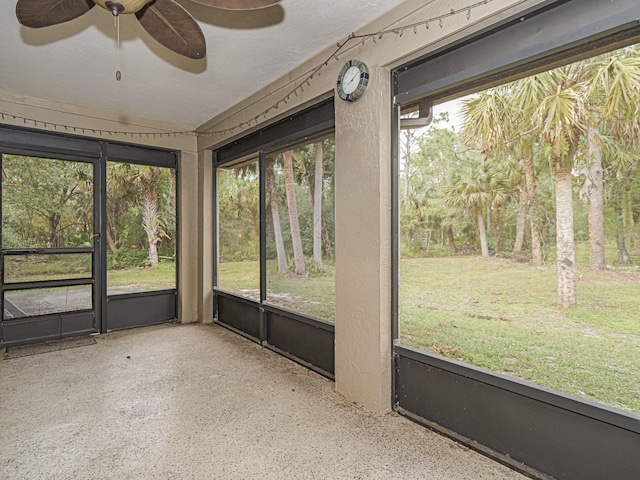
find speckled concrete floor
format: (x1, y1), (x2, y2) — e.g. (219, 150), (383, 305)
(0, 323), (527, 480)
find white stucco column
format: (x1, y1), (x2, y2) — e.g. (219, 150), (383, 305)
(178, 150), (199, 323)
(334, 64), (393, 414)
(198, 149), (214, 324)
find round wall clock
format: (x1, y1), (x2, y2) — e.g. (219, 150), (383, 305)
(336, 60), (369, 102)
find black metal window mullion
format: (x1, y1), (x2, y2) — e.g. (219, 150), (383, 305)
(211, 153), (219, 323)
(1, 154), (5, 340)
(259, 151), (268, 343)
(3, 278), (93, 292)
(2, 248), (94, 255)
(97, 143), (107, 333)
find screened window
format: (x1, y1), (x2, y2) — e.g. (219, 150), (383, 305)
(1, 155), (93, 249)
(106, 163), (176, 294)
(398, 43), (640, 415)
(265, 137), (336, 322)
(214, 136), (336, 324)
(216, 158), (260, 300)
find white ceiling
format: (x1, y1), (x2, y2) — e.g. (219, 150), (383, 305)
(0, 0), (407, 128)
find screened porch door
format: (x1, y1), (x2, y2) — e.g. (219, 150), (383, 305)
(0, 154), (100, 347)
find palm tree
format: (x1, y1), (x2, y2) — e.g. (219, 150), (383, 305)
(442, 158), (509, 257)
(461, 87), (544, 265)
(266, 156), (288, 275)
(514, 66), (587, 307)
(109, 163), (173, 267)
(282, 150), (305, 275)
(581, 48), (640, 269)
(313, 141), (324, 267)
(136, 166), (169, 267)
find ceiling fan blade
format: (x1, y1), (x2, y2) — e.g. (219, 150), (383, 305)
(136, 0), (206, 59)
(16, 0), (95, 28)
(188, 0), (281, 10)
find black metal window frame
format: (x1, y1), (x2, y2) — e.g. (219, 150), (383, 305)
(212, 98), (336, 378)
(391, 1), (640, 479)
(0, 124), (179, 346)
(102, 142), (180, 333)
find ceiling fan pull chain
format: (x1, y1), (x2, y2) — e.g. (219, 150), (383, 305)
(115, 15), (122, 81)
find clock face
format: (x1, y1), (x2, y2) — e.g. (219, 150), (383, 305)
(337, 60), (369, 102)
(341, 66), (362, 94)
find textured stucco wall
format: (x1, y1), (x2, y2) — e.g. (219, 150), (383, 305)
(335, 65), (393, 413)
(179, 150), (200, 324)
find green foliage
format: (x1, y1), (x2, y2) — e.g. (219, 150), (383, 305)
(2, 155), (93, 248)
(400, 44), (640, 260)
(107, 163), (176, 266)
(107, 249), (150, 269)
(304, 258), (332, 277)
(217, 137), (336, 321)
(222, 138), (336, 265)
(1, 156), (176, 272)
(220, 239), (260, 263)
(218, 165), (260, 262)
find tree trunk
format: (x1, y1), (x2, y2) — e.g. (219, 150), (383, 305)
(401, 129), (415, 200)
(513, 189), (526, 253)
(523, 151), (543, 266)
(106, 229), (118, 254)
(633, 209), (640, 256)
(615, 188), (632, 264)
(313, 141), (323, 267)
(468, 223), (477, 248)
(586, 127), (605, 270)
(493, 203), (502, 254)
(266, 157), (288, 275)
(283, 150), (305, 275)
(553, 162), (576, 308)
(322, 214), (332, 259)
(47, 213), (61, 248)
(477, 206), (489, 257)
(141, 192), (159, 267)
(623, 187), (633, 254)
(616, 206), (632, 264)
(447, 227), (457, 251)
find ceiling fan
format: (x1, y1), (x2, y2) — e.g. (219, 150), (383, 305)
(16, 0), (282, 59)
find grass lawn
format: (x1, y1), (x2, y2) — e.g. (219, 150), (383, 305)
(218, 260), (336, 323)
(5, 256), (177, 292)
(27, 248), (630, 414)
(400, 254), (640, 415)
(9, 250), (638, 414)
(107, 262), (176, 291)
(217, 250), (639, 415)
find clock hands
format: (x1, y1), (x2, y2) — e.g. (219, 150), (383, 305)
(337, 60), (369, 102)
(344, 68), (360, 91)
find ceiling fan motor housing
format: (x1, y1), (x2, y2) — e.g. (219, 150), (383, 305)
(95, 0), (154, 15)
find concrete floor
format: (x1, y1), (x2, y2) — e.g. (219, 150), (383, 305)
(0, 323), (527, 479)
